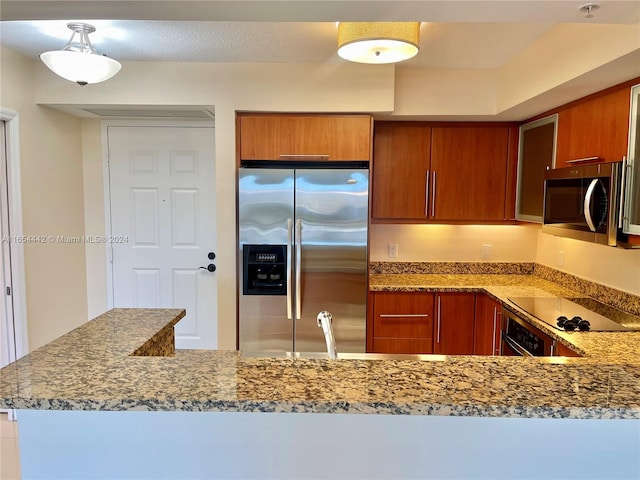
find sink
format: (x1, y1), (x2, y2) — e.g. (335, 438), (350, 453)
(240, 351), (447, 361)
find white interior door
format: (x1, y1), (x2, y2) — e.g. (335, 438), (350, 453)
(0, 120), (16, 369)
(107, 125), (217, 349)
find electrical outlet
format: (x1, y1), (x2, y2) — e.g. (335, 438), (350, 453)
(481, 244), (492, 259)
(558, 250), (565, 267)
(388, 243), (398, 258)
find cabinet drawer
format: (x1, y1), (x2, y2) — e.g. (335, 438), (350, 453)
(373, 292), (434, 339)
(372, 338), (433, 354)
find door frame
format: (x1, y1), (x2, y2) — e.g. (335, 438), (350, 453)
(101, 119), (216, 309)
(0, 109), (28, 361)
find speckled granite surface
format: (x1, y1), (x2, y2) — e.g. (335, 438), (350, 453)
(1, 293), (639, 418)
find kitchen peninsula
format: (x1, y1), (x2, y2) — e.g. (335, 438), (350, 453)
(2, 269), (640, 479)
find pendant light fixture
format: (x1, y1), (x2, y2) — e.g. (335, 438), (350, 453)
(40, 23), (121, 86)
(337, 22), (420, 64)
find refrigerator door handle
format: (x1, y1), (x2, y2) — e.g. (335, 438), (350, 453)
(295, 218), (302, 320)
(286, 218), (293, 320)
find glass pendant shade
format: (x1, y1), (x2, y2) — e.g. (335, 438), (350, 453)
(40, 23), (121, 85)
(337, 22), (420, 64)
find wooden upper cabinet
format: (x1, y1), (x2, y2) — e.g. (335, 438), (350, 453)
(430, 126), (511, 221)
(555, 86), (631, 167)
(238, 113), (372, 161)
(372, 124), (431, 220)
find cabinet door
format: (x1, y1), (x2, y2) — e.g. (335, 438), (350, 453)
(555, 87), (630, 167)
(371, 291), (434, 354)
(430, 127), (510, 221)
(239, 114), (372, 161)
(473, 294), (502, 356)
(433, 292), (476, 355)
(371, 125), (431, 220)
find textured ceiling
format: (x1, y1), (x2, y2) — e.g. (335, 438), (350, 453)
(0, 20), (556, 68)
(1, 0), (638, 68)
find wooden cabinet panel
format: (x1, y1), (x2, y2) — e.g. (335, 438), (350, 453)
(474, 294), (502, 356)
(372, 338), (433, 355)
(555, 341), (581, 357)
(239, 114), (372, 161)
(433, 292), (476, 355)
(372, 125), (431, 220)
(430, 127), (510, 221)
(370, 291), (434, 354)
(371, 123), (514, 222)
(555, 87), (630, 167)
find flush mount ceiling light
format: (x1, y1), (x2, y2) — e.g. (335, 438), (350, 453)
(578, 3), (600, 18)
(40, 23), (121, 86)
(337, 22), (420, 64)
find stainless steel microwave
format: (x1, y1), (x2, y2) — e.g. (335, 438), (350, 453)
(542, 162), (621, 246)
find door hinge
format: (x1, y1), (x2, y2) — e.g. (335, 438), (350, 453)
(6, 286), (11, 296)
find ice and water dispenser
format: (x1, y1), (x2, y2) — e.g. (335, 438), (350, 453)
(242, 244), (286, 295)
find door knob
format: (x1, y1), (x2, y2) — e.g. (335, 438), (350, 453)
(208, 252), (216, 260)
(199, 264), (216, 272)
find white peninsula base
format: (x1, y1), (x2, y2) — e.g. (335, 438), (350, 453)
(17, 410), (640, 479)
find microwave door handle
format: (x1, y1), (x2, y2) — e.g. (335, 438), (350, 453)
(286, 218), (293, 320)
(583, 178), (599, 232)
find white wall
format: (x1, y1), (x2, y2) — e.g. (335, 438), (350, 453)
(536, 231), (640, 295)
(0, 45), (88, 350)
(370, 224), (538, 262)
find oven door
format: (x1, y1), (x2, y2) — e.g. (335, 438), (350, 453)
(501, 308), (555, 356)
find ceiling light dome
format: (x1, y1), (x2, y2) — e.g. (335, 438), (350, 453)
(337, 22), (420, 64)
(40, 23), (121, 86)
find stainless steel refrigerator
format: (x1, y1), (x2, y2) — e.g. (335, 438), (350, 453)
(238, 165), (368, 353)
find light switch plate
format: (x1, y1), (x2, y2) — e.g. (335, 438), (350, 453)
(481, 244), (492, 259)
(388, 243), (398, 258)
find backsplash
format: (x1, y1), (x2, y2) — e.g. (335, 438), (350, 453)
(369, 261), (535, 275)
(369, 261), (640, 316)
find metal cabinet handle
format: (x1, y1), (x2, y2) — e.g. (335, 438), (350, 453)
(436, 295), (441, 344)
(425, 170), (430, 217)
(379, 314), (430, 318)
(279, 154), (329, 159)
(286, 218), (293, 320)
(583, 178), (599, 232)
(566, 156), (601, 164)
(431, 171), (437, 217)
(491, 307), (497, 356)
(495, 308), (502, 356)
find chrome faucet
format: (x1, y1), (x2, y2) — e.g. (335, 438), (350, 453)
(317, 311), (337, 359)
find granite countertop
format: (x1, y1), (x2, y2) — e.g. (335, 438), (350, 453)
(1, 275), (640, 419)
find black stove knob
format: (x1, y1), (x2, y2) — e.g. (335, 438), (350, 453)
(578, 319), (591, 331)
(571, 316), (583, 323)
(557, 316), (568, 328)
(563, 318), (578, 331)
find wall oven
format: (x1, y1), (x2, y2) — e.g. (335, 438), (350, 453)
(501, 308), (555, 357)
(542, 162), (621, 246)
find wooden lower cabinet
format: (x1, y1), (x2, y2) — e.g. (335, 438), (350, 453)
(370, 291), (434, 354)
(433, 292), (476, 355)
(554, 341), (581, 357)
(474, 294), (502, 356)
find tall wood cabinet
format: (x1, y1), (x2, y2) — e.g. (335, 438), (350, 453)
(371, 122), (517, 222)
(238, 113), (372, 162)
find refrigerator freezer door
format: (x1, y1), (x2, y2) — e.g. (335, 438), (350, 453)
(238, 169), (294, 351)
(294, 169), (369, 353)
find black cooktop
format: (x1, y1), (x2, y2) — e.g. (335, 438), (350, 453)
(507, 297), (640, 332)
